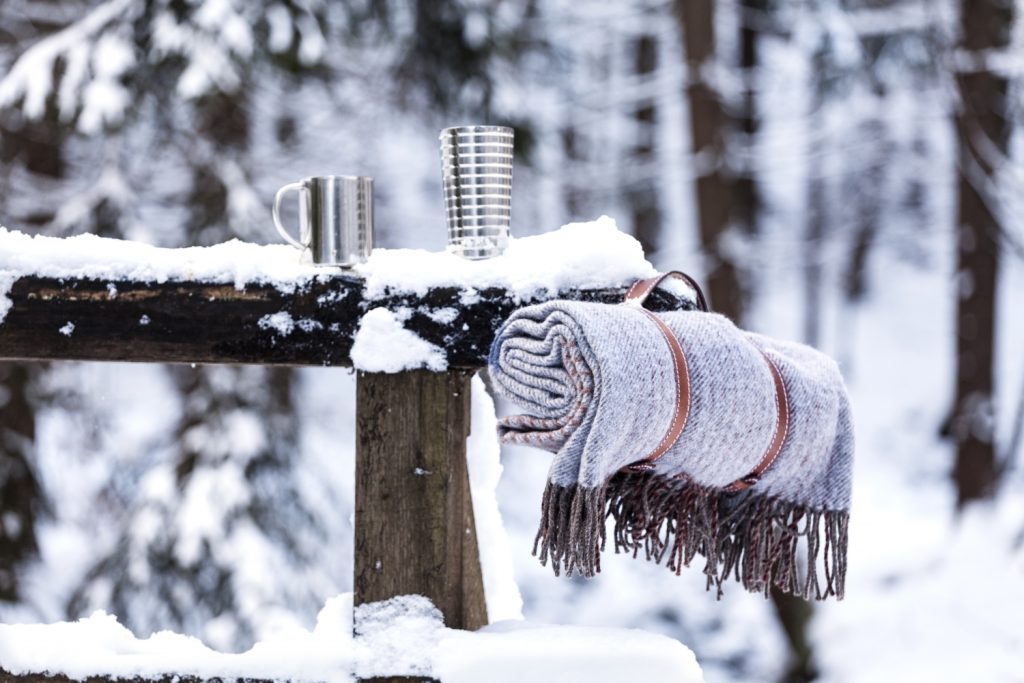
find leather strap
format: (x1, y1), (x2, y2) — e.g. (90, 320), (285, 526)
(620, 272), (789, 492)
(621, 272), (699, 471)
(624, 306), (691, 470)
(723, 352), (789, 492)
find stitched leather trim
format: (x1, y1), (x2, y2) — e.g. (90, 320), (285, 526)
(724, 351), (789, 492)
(626, 307), (691, 469)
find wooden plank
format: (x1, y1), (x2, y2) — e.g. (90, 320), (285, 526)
(355, 370), (487, 631)
(0, 275), (694, 367)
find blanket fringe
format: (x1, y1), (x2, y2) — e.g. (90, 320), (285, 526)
(533, 472), (848, 600)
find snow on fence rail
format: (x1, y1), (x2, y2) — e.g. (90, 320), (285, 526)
(0, 219), (702, 683)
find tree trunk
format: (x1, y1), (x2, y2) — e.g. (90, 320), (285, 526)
(951, 0), (1012, 505)
(0, 363), (42, 602)
(803, 174), (825, 348)
(770, 587), (817, 683)
(735, 0), (765, 237)
(675, 0), (744, 322)
(630, 33), (661, 256)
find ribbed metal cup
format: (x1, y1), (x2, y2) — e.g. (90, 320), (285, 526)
(439, 125), (513, 259)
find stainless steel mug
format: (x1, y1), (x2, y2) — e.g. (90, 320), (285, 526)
(440, 125), (513, 259)
(272, 175), (373, 266)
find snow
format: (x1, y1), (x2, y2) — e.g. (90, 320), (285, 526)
(0, 270), (15, 323)
(0, 594), (703, 683)
(0, 218), (682, 307)
(77, 34), (134, 134)
(266, 4), (293, 54)
(354, 216), (659, 300)
(258, 311), (296, 336)
(353, 595), (441, 678)
(0, 0), (133, 120)
(424, 306), (460, 324)
(467, 376), (524, 622)
(0, 227), (324, 293)
(814, 496), (1024, 682)
(350, 308), (448, 373)
(0, 595), (358, 683)
(435, 621), (704, 683)
(174, 461), (252, 567)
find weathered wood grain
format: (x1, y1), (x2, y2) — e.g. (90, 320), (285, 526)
(355, 370), (487, 631)
(0, 275), (695, 368)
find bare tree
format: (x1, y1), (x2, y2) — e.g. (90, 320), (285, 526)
(629, 33), (661, 255)
(674, 0), (744, 322)
(950, 0), (1012, 505)
(735, 0), (767, 238)
(0, 364), (43, 602)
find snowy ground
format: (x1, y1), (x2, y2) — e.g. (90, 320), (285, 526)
(0, 593), (703, 683)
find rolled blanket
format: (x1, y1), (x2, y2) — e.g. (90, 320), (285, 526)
(487, 273), (853, 600)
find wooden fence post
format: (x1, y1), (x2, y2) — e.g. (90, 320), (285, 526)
(354, 369), (488, 634)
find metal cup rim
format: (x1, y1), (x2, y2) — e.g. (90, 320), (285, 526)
(298, 174), (373, 182)
(439, 125), (514, 137)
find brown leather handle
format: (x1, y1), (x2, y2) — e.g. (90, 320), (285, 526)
(624, 270), (710, 312)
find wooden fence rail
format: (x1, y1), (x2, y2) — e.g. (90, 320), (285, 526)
(0, 274), (686, 367)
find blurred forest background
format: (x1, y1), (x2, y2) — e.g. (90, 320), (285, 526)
(1, 0), (1023, 681)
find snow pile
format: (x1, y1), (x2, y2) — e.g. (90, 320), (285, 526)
(0, 227), (324, 292)
(0, 595), (357, 683)
(0, 594), (703, 683)
(436, 621), (703, 683)
(355, 216), (658, 300)
(350, 308), (448, 372)
(352, 595), (442, 679)
(467, 376), (524, 622)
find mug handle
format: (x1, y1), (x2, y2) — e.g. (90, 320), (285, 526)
(272, 181), (306, 249)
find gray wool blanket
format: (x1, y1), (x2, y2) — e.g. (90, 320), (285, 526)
(487, 287), (853, 600)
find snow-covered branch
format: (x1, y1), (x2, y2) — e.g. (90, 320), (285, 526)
(0, 0), (134, 130)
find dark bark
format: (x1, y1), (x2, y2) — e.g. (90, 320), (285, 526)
(630, 34), (662, 255)
(0, 275), (694, 368)
(675, 0), (744, 323)
(735, 0), (766, 237)
(561, 125), (585, 220)
(803, 175), (825, 348)
(950, 0), (1012, 505)
(0, 363), (42, 602)
(770, 587), (818, 683)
